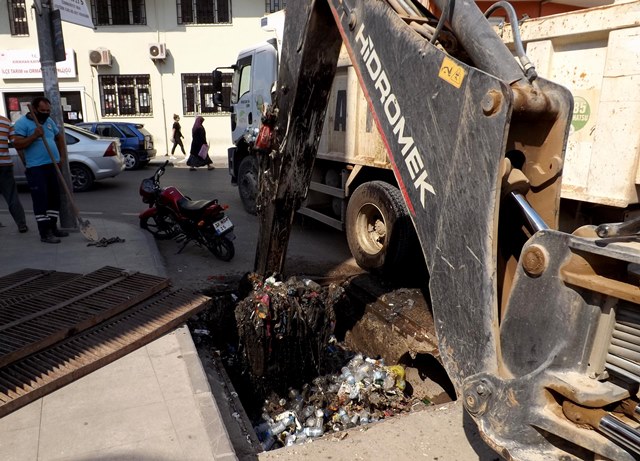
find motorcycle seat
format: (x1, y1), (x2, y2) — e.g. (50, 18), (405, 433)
(178, 198), (218, 213)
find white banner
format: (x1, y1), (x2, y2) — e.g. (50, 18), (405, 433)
(0, 49), (77, 79)
(52, 0), (94, 29)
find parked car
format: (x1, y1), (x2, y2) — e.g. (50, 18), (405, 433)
(76, 121), (156, 170)
(11, 124), (125, 192)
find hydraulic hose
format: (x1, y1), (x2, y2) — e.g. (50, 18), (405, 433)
(430, 0), (528, 85)
(430, 0), (452, 45)
(484, 1), (537, 82)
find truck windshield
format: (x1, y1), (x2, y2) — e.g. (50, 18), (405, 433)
(231, 55), (252, 104)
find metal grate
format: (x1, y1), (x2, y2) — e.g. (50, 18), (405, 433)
(0, 266), (170, 368)
(0, 269), (81, 306)
(0, 288), (210, 417)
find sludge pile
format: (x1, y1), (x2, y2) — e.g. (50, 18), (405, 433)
(234, 273), (344, 393)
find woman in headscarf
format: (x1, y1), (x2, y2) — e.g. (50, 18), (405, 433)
(187, 116), (214, 171)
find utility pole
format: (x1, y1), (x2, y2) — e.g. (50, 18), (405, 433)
(33, 0), (75, 229)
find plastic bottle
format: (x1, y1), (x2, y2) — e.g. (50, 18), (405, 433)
(338, 408), (349, 425)
(261, 436), (275, 450)
(349, 353), (364, 369)
(354, 363), (372, 382)
(303, 426), (324, 437)
(304, 416), (316, 427)
(373, 369), (385, 386)
(302, 405), (315, 419)
(254, 421), (271, 439)
(270, 420), (288, 435)
(303, 279), (321, 291)
(285, 434), (296, 446)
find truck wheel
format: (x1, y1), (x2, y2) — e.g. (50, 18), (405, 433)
(346, 181), (414, 273)
(238, 156), (259, 215)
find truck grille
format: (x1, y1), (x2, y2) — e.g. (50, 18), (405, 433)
(606, 305), (640, 383)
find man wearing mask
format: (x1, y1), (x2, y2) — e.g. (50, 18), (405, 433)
(12, 96), (69, 244)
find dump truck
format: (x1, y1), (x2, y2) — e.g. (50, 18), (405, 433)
(220, 10), (413, 274)
(245, 0), (640, 460)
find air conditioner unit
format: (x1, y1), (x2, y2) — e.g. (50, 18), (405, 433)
(88, 48), (111, 66)
(148, 43), (167, 60)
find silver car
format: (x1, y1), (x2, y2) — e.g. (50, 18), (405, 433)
(11, 124), (125, 192)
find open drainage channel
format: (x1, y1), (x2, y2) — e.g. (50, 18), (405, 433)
(188, 272), (456, 454)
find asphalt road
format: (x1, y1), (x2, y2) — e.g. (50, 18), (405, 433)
(11, 161), (361, 289)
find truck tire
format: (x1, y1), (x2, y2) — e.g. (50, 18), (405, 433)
(346, 181), (414, 273)
(238, 156), (259, 215)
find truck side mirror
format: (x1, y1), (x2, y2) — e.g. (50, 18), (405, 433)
(212, 70), (223, 92)
(213, 93), (223, 106)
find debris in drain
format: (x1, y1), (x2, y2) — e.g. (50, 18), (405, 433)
(254, 352), (425, 450)
(188, 272), (433, 453)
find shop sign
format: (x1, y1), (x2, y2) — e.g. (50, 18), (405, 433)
(52, 0), (94, 29)
(0, 49), (77, 80)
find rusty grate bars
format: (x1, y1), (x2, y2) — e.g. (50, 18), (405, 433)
(0, 289), (210, 417)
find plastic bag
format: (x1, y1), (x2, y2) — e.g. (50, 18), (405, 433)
(198, 143), (209, 159)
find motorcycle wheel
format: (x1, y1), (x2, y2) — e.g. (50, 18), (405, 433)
(140, 213), (180, 240)
(204, 235), (235, 261)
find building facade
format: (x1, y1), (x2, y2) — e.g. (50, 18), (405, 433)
(0, 0), (286, 156)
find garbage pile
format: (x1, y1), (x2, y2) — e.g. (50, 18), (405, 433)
(254, 352), (422, 450)
(234, 273), (347, 394)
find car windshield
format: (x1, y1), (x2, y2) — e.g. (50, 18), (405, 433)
(66, 124), (100, 140)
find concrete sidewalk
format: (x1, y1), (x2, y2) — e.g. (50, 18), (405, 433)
(0, 217), (237, 461)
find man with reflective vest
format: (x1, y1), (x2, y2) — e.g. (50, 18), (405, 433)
(0, 114), (28, 233)
(12, 96), (69, 244)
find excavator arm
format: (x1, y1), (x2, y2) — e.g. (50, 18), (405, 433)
(254, 1), (640, 459)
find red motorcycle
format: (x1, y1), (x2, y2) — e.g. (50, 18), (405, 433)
(139, 161), (235, 261)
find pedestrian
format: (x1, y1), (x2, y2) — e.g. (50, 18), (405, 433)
(168, 113), (186, 157)
(12, 96), (69, 244)
(0, 115), (28, 233)
(187, 116), (215, 171)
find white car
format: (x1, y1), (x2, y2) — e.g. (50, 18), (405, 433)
(11, 124), (125, 192)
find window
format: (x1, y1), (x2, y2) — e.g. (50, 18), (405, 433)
(177, 0), (231, 25)
(265, 0), (285, 13)
(231, 56), (252, 104)
(98, 75), (152, 117)
(90, 0), (147, 26)
(182, 73), (231, 115)
(7, 0), (29, 36)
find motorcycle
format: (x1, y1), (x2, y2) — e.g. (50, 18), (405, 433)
(138, 161), (236, 261)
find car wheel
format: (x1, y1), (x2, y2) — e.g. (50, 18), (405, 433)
(70, 164), (94, 192)
(123, 151), (140, 170)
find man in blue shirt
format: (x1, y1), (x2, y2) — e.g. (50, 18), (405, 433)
(13, 96), (69, 244)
